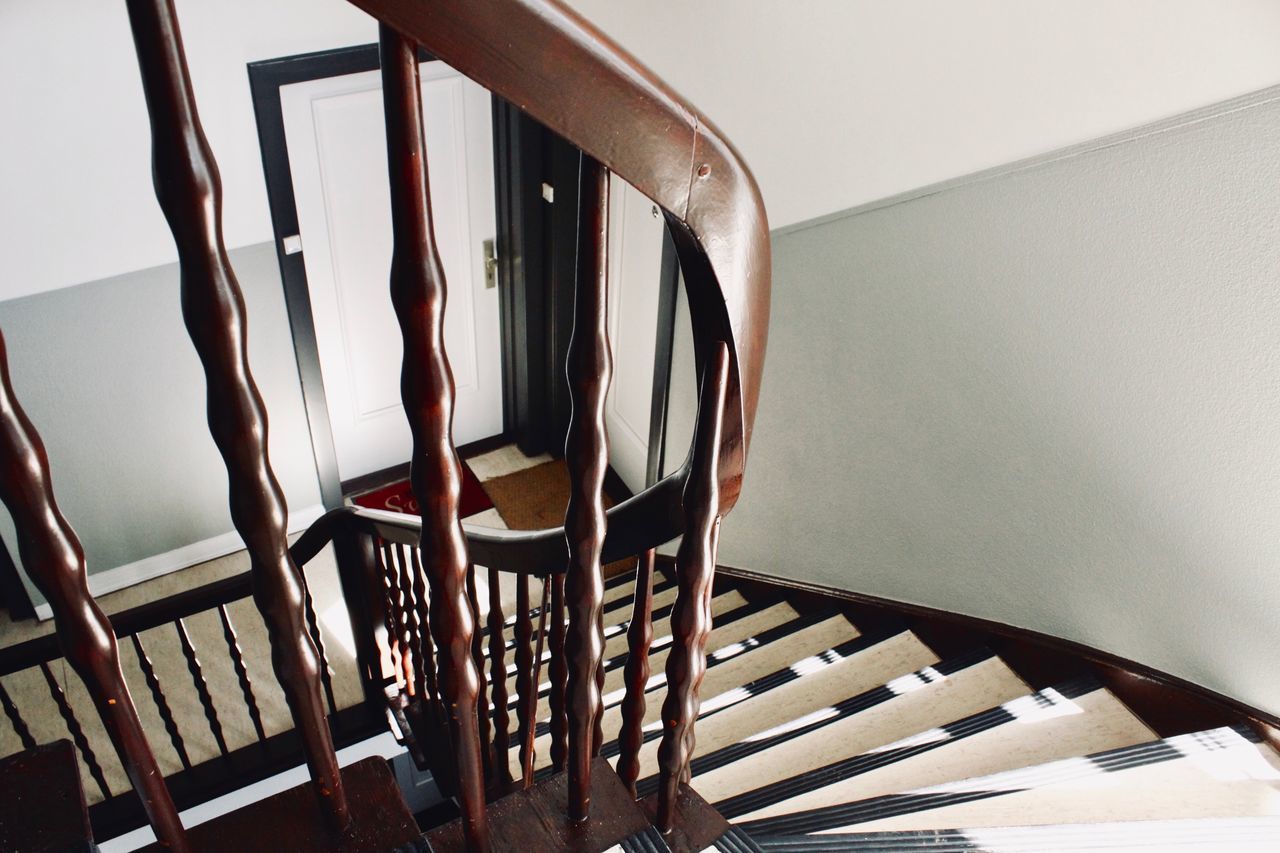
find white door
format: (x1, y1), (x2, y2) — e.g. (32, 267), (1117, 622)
(280, 61), (503, 482)
(606, 176), (668, 493)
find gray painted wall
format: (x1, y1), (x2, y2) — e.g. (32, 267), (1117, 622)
(665, 87), (1280, 716)
(0, 242), (322, 598)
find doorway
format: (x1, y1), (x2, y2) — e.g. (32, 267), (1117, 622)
(249, 45), (678, 509)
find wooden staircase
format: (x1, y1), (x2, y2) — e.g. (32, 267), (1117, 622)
(2, 0), (1279, 851)
(431, 565), (1280, 851)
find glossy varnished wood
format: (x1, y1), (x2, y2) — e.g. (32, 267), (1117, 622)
(347, 0), (771, 515)
(617, 550), (656, 797)
(426, 757), (650, 852)
(487, 567), (512, 787)
(218, 605), (267, 745)
(548, 573), (569, 773)
(125, 0), (347, 828)
(132, 633), (194, 770)
(0, 742), (93, 853)
(562, 155), (612, 821)
(656, 344), (730, 832)
(0, 331), (189, 849)
(379, 24), (489, 850)
(514, 575), (536, 786)
(140, 757), (420, 853)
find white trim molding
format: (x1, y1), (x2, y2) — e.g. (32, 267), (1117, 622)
(33, 503), (327, 621)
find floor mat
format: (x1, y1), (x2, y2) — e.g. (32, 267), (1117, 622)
(351, 458), (493, 519)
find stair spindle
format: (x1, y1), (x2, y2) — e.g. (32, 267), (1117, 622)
(563, 153), (612, 821)
(377, 543), (407, 690)
(125, 0), (349, 828)
(655, 343), (731, 833)
(393, 544), (423, 697)
(301, 575), (339, 716)
(617, 550), (656, 796)
(131, 632), (194, 770)
(40, 663), (111, 802)
(379, 24), (489, 850)
(514, 575), (535, 786)
(217, 605), (268, 745)
(549, 573), (568, 773)
(410, 548), (442, 717)
(0, 678), (36, 752)
(0, 330), (189, 850)
(522, 579), (553, 785)
(486, 568), (511, 786)
(174, 618), (230, 758)
(467, 567), (493, 780)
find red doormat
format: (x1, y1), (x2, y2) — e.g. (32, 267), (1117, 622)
(351, 460), (494, 519)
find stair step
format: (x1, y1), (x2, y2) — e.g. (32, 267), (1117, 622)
(752, 817), (1280, 851)
(690, 651), (1027, 805)
(622, 629), (937, 795)
(740, 726), (1280, 836)
(514, 598), (801, 777)
(722, 679), (1154, 822)
(497, 588), (750, 720)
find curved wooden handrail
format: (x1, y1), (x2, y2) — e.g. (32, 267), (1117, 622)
(290, 467), (684, 576)
(347, 0), (771, 515)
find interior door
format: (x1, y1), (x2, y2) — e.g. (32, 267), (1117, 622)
(605, 176), (669, 493)
(280, 60), (502, 482)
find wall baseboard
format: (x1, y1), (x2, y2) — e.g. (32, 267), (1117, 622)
(33, 504), (327, 621)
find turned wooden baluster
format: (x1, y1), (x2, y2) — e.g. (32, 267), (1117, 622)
(125, 0), (349, 828)
(486, 568), (511, 786)
(563, 154), (612, 821)
(521, 580), (553, 785)
(380, 24), (490, 850)
(656, 343), (731, 832)
(617, 550), (656, 797)
(548, 574), (568, 773)
(513, 575), (536, 785)
(0, 331), (190, 851)
(466, 568), (492, 779)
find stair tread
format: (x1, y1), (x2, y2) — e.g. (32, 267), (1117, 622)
(621, 630), (937, 791)
(729, 680), (1156, 822)
(514, 596), (793, 776)
(692, 653), (1027, 805)
(755, 817), (1280, 851)
(741, 726), (1280, 836)
(498, 585), (729, 697)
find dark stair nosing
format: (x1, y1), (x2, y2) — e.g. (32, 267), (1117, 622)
(499, 578), (715, 712)
(491, 574), (677, 656)
(507, 597), (815, 748)
(712, 825), (766, 853)
(633, 646), (996, 798)
(715, 676), (1102, 820)
(608, 625), (913, 760)
(618, 824), (671, 853)
(737, 725), (1259, 836)
(753, 818), (1280, 851)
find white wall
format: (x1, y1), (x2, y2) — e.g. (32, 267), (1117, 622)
(567, 0), (1280, 230)
(0, 0), (377, 301)
(663, 88), (1280, 717)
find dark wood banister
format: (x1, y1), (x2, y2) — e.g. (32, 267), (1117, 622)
(347, 0), (772, 516)
(0, 331), (191, 852)
(126, 0), (350, 833)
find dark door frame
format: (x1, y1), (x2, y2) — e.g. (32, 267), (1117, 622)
(248, 44), (679, 506)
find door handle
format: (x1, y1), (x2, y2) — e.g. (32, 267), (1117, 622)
(483, 238), (498, 289)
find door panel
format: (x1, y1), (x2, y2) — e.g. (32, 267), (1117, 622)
(606, 175), (667, 492)
(280, 61), (501, 481)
